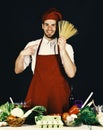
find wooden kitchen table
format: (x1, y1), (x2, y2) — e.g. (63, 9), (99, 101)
(1, 124), (103, 130)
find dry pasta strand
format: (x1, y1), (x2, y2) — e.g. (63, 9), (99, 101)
(58, 20), (78, 40)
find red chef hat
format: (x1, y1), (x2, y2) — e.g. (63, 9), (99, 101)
(42, 8), (62, 22)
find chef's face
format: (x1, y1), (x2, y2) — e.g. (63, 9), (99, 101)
(42, 19), (57, 39)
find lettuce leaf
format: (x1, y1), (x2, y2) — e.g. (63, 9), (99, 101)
(0, 102), (15, 121)
(78, 106), (99, 125)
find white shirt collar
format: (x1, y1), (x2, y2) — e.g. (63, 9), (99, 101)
(42, 37), (57, 45)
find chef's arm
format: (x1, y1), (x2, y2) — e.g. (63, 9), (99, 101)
(14, 50), (26, 74)
(58, 37), (77, 78)
(15, 45), (36, 74)
(60, 49), (76, 78)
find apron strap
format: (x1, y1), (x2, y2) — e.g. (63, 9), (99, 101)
(37, 38), (43, 55)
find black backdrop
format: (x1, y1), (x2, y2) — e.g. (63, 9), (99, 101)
(0, 0), (103, 105)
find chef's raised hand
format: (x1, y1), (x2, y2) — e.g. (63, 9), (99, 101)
(57, 36), (66, 51)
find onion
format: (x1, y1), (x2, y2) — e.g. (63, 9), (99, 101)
(11, 107), (24, 117)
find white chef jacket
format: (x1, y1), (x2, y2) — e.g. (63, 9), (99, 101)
(23, 37), (75, 74)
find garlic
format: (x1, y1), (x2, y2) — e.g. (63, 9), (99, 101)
(97, 112), (103, 126)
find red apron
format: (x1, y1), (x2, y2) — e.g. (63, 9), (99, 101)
(25, 42), (71, 114)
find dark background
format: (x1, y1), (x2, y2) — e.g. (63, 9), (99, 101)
(0, 0), (103, 106)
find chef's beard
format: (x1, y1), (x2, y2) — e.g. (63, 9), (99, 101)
(44, 27), (59, 39)
(44, 33), (56, 39)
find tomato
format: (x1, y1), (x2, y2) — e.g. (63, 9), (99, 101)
(62, 112), (69, 121)
(68, 105), (79, 115)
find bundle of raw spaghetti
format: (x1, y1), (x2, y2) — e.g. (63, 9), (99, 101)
(58, 20), (78, 40)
